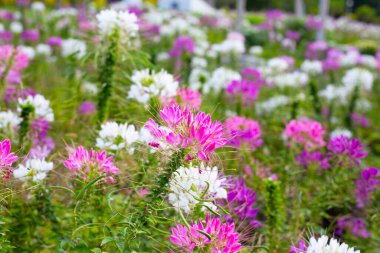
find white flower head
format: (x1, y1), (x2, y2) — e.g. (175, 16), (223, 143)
(96, 9), (139, 43)
(342, 68), (374, 92)
(305, 235), (360, 253)
(0, 110), (21, 133)
(168, 164), (227, 213)
(14, 159), (54, 182)
(330, 128), (352, 139)
(204, 67), (241, 94)
(18, 94), (54, 122)
(36, 44), (52, 56)
(96, 122), (139, 153)
(31, 1), (46, 11)
(10, 22), (23, 33)
(61, 39), (87, 58)
(301, 60), (323, 75)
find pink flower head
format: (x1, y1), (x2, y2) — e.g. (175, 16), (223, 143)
(177, 87), (201, 110)
(355, 167), (380, 208)
(0, 139), (18, 179)
(225, 79), (260, 105)
(336, 217), (370, 238)
(305, 16), (322, 30)
(305, 41), (328, 60)
(266, 9), (283, 20)
(284, 119), (326, 149)
(227, 31), (245, 42)
(241, 67), (263, 84)
(144, 105), (226, 161)
(21, 29), (40, 43)
(170, 216), (241, 252)
(169, 35), (195, 58)
(328, 135), (367, 166)
(224, 116), (262, 151)
(63, 146), (119, 182)
(286, 30), (301, 40)
(78, 101), (96, 115)
(0, 45), (29, 84)
(290, 240), (307, 253)
(46, 37), (63, 47)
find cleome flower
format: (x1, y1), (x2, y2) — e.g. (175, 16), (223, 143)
(328, 135), (367, 166)
(224, 116), (262, 151)
(302, 235), (360, 253)
(63, 146), (119, 183)
(13, 158), (53, 182)
(0, 139), (18, 179)
(18, 94), (54, 122)
(170, 216), (241, 253)
(284, 119), (325, 149)
(96, 121), (139, 153)
(144, 104), (227, 161)
(168, 163), (227, 213)
(96, 9), (139, 41)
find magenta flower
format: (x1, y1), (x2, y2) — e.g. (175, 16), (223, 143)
(328, 135), (367, 166)
(265, 9), (283, 20)
(305, 16), (322, 30)
(225, 79), (260, 105)
(290, 240), (307, 253)
(46, 37), (63, 47)
(351, 112), (369, 128)
(63, 146), (119, 182)
(286, 30), (301, 40)
(336, 217), (370, 238)
(177, 87), (201, 110)
(144, 105), (226, 161)
(296, 150), (330, 169)
(0, 139), (18, 179)
(355, 167), (380, 208)
(21, 30), (40, 43)
(226, 178), (260, 228)
(284, 119), (326, 149)
(305, 41), (328, 59)
(0, 45), (29, 84)
(170, 216), (241, 252)
(169, 35), (195, 58)
(78, 101), (96, 115)
(224, 116), (262, 151)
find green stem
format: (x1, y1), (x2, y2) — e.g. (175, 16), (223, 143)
(18, 104), (34, 150)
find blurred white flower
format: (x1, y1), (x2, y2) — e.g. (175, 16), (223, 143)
(0, 110), (21, 133)
(36, 44), (52, 56)
(10, 22), (23, 33)
(255, 95), (289, 115)
(14, 159), (53, 182)
(31, 1), (45, 11)
(342, 68), (374, 92)
(18, 94), (54, 122)
(204, 67), (241, 94)
(61, 39), (87, 58)
(306, 235), (360, 253)
(301, 60), (323, 75)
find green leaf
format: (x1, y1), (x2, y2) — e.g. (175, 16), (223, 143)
(101, 237), (114, 246)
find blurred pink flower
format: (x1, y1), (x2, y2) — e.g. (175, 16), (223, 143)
(0, 139), (18, 179)
(284, 119), (326, 149)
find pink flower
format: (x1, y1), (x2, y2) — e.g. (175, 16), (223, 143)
(63, 146), (119, 182)
(144, 105), (226, 161)
(284, 119), (326, 149)
(170, 216), (241, 252)
(0, 45), (29, 84)
(224, 116), (262, 151)
(0, 139), (18, 179)
(177, 87), (201, 110)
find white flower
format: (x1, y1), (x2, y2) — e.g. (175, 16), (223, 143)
(31, 1), (45, 11)
(272, 71), (309, 88)
(360, 55), (377, 69)
(18, 94), (54, 122)
(331, 128), (352, 138)
(189, 68), (210, 91)
(249, 46), (263, 55)
(36, 44), (52, 56)
(211, 39), (245, 55)
(10, 22), (23, 33)
(96, 122), (139, 153)
(156, 52), (169, 62)
(255, 95), (289, 115)
(204, 67), (241, 94)
(82, 81), (98, 95)
(342, 68), (374, 92)
(61, 39), (87, 58)
(0, 110), (21, 132)
(127, 69), (178, 103)
(266, 57), (290, 75)
(191, 57), (207, 68)
(168, 164), (227, 213)
(319, 84), (340, 101)
(305, 235), (360, 253)
(96, 9), (138, 42)
(18, 46), (35, 60)
(14, 159), (54, 182)
(301, 60), (323, 75)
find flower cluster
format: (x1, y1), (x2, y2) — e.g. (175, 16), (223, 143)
(0, 45), (29, 84)
(170, 216), (241, 252)
(13, 158), (53, 182)
(128, 69), (178, 104)
(145, 105), (226, 161)
(224, 116), (262, 151)
(0, 139), (18, 179)
(168, 163), (226, 213)
(63, 146), (119, 183)
(284, 119), (326, 149)
(96, 122), (139, 153)
(327, 135), (367, 166)
(355, 167), (380, 208)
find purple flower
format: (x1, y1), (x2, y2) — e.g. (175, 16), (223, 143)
(290, 240), (307, 253)
(328, 135), (367, 166)
(224, 116), (262, 151)
(305, 16), (322, 30)
(31, 118), (50, 138)
(286, 30), (301, 40)
(305, 41), (328, 59)
(266, 9), (283, 20)
(226, 178), (260, 228)
(0, 10), (14, 21)
(296, 150), (330, 169)
(169, 35), (195, 58)
(225, 79), (260, 105)
(29, 137), (55, 159)
(351, 112), (369, 128)
(46, 36), (63, 47)
(336, 217), (370, 238)
(355, 167), (380, 208)
(0, 31), (12, 42)
(21, 30), (40, 43)
(78, 101), (96, 115)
